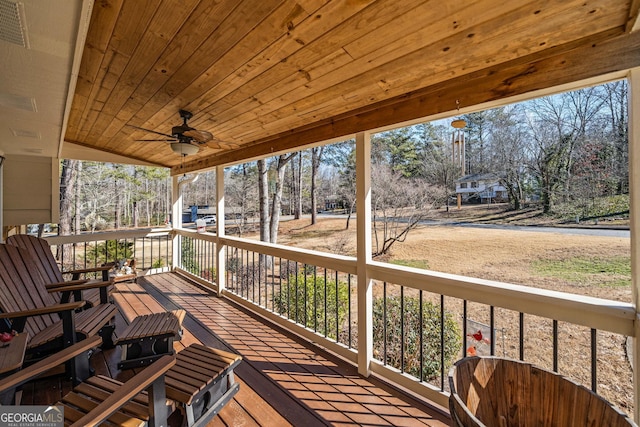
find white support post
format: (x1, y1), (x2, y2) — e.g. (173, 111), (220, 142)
(171, 175), (182, 270)
(216, 166), (226, 296)
(356, 131), (373, 376)
(629, 68), (640, 423)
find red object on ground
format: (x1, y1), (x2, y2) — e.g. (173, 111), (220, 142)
(466, 345), (477, 357)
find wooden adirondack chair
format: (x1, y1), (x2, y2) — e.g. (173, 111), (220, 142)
(7, 234), (114, 308)
(0, 335), (176, 427)
(0, 244), (116, 360)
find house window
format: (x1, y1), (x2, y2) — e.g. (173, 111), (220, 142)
(471, 181), (477, 188)
(460, 182), (467, 189)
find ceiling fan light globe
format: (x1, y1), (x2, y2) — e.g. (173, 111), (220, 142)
(170, 142), (199, 156)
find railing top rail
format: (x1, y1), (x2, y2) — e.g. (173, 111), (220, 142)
(45, 227), (172, 245)
(219, 235), (358, 274)
(174, 228), (217, 243)
(368, 260), (636, 336)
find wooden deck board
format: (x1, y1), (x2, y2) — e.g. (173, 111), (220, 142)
(20, 272), (449, 427)
(142, 273), (449, 427)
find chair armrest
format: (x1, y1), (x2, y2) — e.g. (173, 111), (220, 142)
(46, 279), (89, 289)
(0, 301), (85, 319)
(70, 355), (176, 427)
(0, 336), (102, 394)
(47, 280), (112, 293)
(68, 264), (113, 275)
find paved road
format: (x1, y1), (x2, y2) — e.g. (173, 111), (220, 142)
(317, 213), (630, 238)
(430, 221), (630, 238)
(189, 213), (629, 238)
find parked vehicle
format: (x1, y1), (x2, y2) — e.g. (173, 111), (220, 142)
(201, 215), (216, 224)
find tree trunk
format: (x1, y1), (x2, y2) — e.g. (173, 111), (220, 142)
(345, 199), (355, 230)
(60, 159), (78, 236)
(133, 201), (139, 228)
(115, 179), (121, 229)
(74, 162), (82, 234)
(258, 159), (270, 243)
(295, 152), (302, 219)
(269, 154), (295, 244)
(542, 176), (552, 214)
(59, 159), (78, 264)
(145, 179), (151, 226)
(310, 146), (324, 225)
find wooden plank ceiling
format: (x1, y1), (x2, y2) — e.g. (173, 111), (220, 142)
(63, 0), (640, 175)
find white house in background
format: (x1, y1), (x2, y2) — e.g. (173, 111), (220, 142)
(456, 173), (507, 203)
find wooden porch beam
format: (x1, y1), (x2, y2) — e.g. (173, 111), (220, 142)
(628, 0), (640, 33)
(176, 30), (640, 174)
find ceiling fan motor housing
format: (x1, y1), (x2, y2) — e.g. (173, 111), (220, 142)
(172, 125), (191, 136)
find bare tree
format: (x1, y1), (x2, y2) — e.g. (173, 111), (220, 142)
(293, 152), (303, 219)
(59, 159), (78, 235)
(257, 159), (270, 243)
(599, 80), (628, 194)
(488, 106), (529, 210)
(226, 163), (258, 237)
(269, 154), (295, 244)
(257, 154), (295, 244)
(371, 165), (437, 257)
(334, 143), (357, 229)
(58, 159), (78, 263)
(417, 123), (459, 211)
(310, 146), (324, 224)
(526, 88), (604, 213)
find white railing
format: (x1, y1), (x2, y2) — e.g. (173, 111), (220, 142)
(44, 228), (637, 415)
(174, 229), (636, 412)
(45, 227), (173, 276)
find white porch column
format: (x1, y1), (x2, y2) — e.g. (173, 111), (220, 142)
(629, 67), (640, 423)
(356, 131), (373, 376)
(171, 174), (182, 269)
(216, 166), (226, 295)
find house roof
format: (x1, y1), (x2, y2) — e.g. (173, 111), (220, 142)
(456, 172), (503, 183)
(2, 1), (639, 175)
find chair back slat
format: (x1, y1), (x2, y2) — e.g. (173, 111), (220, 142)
(0, 244), (59, 337)
(7, 234), (63, 284)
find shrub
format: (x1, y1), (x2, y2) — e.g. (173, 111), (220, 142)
(180, 237), (199, 274)
(373, 295), (461, 381)
(273, 269), (349, 340)
(226, 257), (241, 274)
(234, 263), (262, 294)
(85, 240), (134, 265)
(201, 267), (216, 282)
(279, 260), (314, 279)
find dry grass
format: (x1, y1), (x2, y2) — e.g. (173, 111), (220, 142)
(267, 209), (633, 415)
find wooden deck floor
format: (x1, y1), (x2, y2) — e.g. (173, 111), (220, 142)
(21, 272), (450, 426)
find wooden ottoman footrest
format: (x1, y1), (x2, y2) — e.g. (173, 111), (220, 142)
(116, 310), (185, 370)
(165, 344), (242, 427)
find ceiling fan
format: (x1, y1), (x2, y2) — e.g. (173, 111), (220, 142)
(128, 110), (237, 155)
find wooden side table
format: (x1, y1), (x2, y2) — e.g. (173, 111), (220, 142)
(0, 332), (29, 404)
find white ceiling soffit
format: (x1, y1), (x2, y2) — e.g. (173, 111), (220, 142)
(0, 0), (90, 160)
